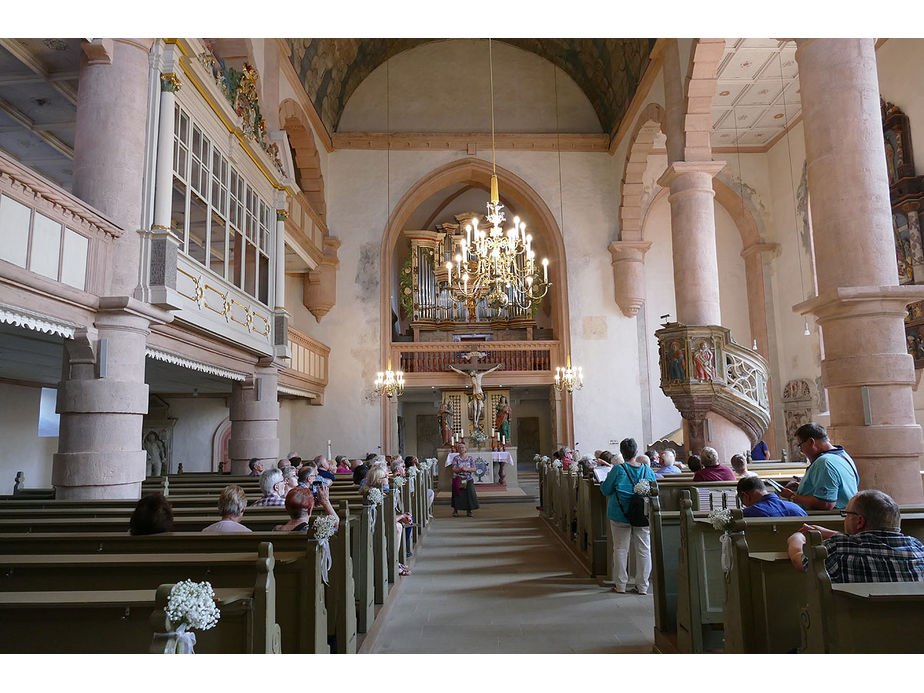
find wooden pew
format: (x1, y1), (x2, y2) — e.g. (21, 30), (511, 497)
(0, 540), (330, 654)
(722, 512), (924, 653)
(800, 530), (924, 653)
(0, 583), (280, 654)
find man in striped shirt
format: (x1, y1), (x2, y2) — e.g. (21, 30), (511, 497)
(787, 489), (924, 582)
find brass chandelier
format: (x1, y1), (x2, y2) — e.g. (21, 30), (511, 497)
(443, 39), (551, 320)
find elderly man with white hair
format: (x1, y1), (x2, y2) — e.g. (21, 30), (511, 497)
(652, 449), (682, 477)
(251, 467), (287, 507)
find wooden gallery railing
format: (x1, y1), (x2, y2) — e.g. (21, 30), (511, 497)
(390, 340), (562, 385)
(279, 327), (330, 401)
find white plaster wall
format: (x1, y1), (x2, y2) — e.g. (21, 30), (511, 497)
(715, 203), (751, 345)
(642, 195), (682, 441)
(763, 122), (823, 398)
(161, 397), (230, 472)
(877, 39), (924, 176)
(339, 40), (601, 133)
(0, 383), (56, 494)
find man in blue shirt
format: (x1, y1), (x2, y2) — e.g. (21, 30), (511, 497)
(738, 476), (807, 517)
(652, 448), (682, 477)
(782, 423), (859, 510)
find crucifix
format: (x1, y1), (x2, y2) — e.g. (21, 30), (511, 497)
(447, 352), (505, 432)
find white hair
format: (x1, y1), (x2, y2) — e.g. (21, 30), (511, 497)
(260, 468), (283, 495)
(372, 455), (387, 468)
(661, 449), (675, 464)
(636, 454), (651, 466)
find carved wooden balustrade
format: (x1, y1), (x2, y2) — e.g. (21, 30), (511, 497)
(390, 340), (562, 386)
(655, 323), (770, 446)
(279, 326), (330, 402)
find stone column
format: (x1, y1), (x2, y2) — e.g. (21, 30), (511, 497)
(657, 161), (725, 326)
(72, 38), (154, 297)
(795, 38), (924, 503)
(229, 360), (280, 475)
(53, 298), (170, 499)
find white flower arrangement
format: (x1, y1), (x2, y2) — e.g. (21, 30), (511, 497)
(392, 475), (406, 488)
(362, 486), (384, 506)
(533, 454), (541, 463)
(165, 580), (220, 632)
(406, 466), (418, 478)
(541, 455), (551, 464)
(633, 479), (652, 496)
(311, 514), (339, 541)
(551, 460), (564, 470)
(708, 508), (734, 532)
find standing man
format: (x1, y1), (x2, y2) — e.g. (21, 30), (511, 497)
(783, 423), (859, 510)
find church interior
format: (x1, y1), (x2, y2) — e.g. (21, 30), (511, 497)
(1, 23), (923, 660)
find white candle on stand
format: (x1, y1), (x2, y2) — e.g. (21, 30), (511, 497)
(327, 440), (332, 461)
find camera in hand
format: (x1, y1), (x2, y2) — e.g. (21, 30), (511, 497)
(311, 479), (322, 496)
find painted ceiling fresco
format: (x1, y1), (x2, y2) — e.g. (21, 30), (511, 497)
(286, 38), (656, 135)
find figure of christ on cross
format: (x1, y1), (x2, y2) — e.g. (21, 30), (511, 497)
(447, 361), (504, 432)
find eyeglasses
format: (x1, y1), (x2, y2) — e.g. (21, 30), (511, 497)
(839, 510), (863, 518)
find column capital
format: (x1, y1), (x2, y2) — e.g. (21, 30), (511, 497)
(795, 285), (924, 320)
(160, 72), (182, 92)
(741, 242), (781, 260)
(607, 240), (652, 262)
(657, 160), (726, 188)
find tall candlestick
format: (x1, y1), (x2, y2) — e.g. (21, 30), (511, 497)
(327, 440), (332, 461)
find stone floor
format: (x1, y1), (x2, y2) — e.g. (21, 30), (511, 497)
(366, 488), (656, 654)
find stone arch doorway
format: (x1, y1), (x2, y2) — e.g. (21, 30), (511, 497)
(212, 418), (232, 473)
(379, 157), (574, 450)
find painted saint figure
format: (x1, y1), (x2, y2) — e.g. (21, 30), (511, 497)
(668, 341), (686, 380)
(693, 340), (715, 381)
(448, 362), (504, 431)
(494, 396), (512, 441)
(438, 401), (454, 447)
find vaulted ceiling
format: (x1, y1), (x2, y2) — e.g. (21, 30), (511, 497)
(285, 38), (657, 135)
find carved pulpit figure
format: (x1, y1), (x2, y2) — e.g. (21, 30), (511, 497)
(448, 361), (504, 432)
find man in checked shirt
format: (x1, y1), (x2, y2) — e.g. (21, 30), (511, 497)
(787, 489), (924, 582)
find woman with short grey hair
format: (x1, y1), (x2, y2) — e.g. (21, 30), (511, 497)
(202, 485), (251, 533)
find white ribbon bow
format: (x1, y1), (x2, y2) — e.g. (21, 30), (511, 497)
(318, 537), (332, 585)
(154, 623), (197, 654)
(719, 532), (732, 574)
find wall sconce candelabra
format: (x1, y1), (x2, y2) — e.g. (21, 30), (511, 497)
(554, 354), (583, 393)
(374, 359), (405, 399)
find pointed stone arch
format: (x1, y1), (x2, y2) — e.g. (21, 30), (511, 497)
(279, 98), (326, 222)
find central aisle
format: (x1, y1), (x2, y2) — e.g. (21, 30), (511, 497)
(366, 501), (655, 653)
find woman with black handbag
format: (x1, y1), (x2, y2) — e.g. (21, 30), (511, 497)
(600, 438), (657, 594)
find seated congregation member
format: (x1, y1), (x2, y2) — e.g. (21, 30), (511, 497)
(731, 453), (757, 478)
(202, 485), (252, 533)
(653, 449), (682, 477)
(129, 493), (174, 535)
(737, 476), (806, 518)
(361, 464), (390, 492)
(600, 438), (657, 594)
(282, 465), (298, 493)
(296, 463), (317, 488)
(251, 467), (287, 507)
(787, 490), (924, 582)
(315, 456), (337, 485)
(334, 456), (351, 474)
(781, 422), (859, 511)
(353, 453), (375, 486)
(692, 446), (736, 482)
(686, 454), (702, 473)
(248, 458), (263, 476)
(275, 485), (339, 532)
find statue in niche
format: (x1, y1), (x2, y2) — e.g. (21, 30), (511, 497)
(144, 430), (168, 477)
(448, 362), (504, 431)
(494, 396), (512, 440)
(693, 340), (715, 381)
(667, 341), (686, 381)
(13, 471), (25, 493)
(438, 401), (454, 447)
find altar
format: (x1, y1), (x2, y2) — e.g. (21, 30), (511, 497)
(437, 447), (519, 492)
